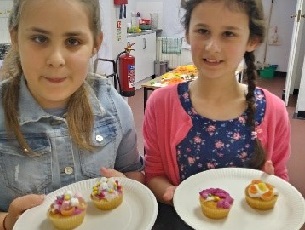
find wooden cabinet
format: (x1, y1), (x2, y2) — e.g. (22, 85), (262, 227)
(127, 31), (156, 84)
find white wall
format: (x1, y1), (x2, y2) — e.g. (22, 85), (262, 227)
(0, 0), (13, 43)
(98, 1), (129, 76)
(97, 1), (114, 75)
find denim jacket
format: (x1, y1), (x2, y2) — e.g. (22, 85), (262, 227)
(0, 74), (143, 211)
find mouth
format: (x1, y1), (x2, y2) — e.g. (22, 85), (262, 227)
(45, 77), (66, 83)
(203, 58), (223, 65)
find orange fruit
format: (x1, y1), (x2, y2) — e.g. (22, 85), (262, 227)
(60, 207), (76, 216)
(248, 185), (257, 194)
(251, 179), (262, 184)
(261, 191), (274, 201)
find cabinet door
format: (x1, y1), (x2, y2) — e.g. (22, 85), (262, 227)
(142, 32), (156, 80)
(127, 32), (156, 83)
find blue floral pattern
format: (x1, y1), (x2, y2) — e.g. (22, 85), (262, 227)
(176, 82), (266, 181)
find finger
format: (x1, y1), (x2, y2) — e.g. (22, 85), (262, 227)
(263, 160), (274, 175)
(6, 194), (45, 229)
(163, 191), (174, 202)
(9, 194), (45, 215)
(163, 186), (176, 202)
(100, 167), (124, 178)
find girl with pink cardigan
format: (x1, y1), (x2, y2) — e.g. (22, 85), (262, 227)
(143, 0), (290, 205)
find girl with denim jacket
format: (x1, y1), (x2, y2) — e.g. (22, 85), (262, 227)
(0, 0), (144, 229)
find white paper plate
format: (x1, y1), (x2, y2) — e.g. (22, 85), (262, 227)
(14, 177), (158, 230)
(173, 168), (305, 230)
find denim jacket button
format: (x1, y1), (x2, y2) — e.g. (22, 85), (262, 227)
(64, 167), (73, 175)
(95, 135), (104, 142)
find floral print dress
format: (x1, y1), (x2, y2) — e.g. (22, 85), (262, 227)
(176, 82), (266, 181)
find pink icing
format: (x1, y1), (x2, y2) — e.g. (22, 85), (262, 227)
(51, 192), (85, 215)
(199, 188), (234, 209)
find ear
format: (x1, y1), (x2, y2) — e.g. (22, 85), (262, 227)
(10, 29), (18, 49)
(246, 36), (260, 52)
(93, 32), (103, 54)
(185, 31), (190, 44)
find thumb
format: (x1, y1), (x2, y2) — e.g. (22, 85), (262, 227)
(6, 194), (45, 229)
(100, 167), (125, 178)
(9, 194), (45, 215)
(163, 186), (177, 205)
(262, 160), (274, 175)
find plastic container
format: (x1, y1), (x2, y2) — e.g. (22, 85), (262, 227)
(131, 12), (140, 27)
(154, 60), (169, 77)
(259, 65), (278, 78)
(141, 19), (151, 24)
(139, 24), (152, 30)
(150, 13), (159, 29)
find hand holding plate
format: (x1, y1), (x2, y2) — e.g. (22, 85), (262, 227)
(163, 185), (177, 206)
(262, 160), (275, 175)
(5, 194), (44, 230)
(100, 167), (126, 178)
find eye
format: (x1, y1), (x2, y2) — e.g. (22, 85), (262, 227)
(223, 31), (235, 37)
(197, 28), (209, 35)
(31, 35), (48, 44)
(66, 37), (81, 47)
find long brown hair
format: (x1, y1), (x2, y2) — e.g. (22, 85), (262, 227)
(0, 0), (102, 155)
(182, 0), (267, 169)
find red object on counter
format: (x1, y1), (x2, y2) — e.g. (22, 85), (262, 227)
(141, 19), (151, 25)
(114, 0), (128, 4)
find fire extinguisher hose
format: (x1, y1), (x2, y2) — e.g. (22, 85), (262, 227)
(116, 50), (127, 95)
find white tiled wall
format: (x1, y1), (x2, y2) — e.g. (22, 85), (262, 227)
(0, 0), (13, 43)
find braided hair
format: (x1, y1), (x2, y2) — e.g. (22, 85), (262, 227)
(182, 0), (267, 169)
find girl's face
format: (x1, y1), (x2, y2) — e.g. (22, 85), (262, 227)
(186, 1), (258, 80)
(11, 0), (99, 109)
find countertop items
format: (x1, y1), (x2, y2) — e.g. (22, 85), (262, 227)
(127, 29), (162, 37)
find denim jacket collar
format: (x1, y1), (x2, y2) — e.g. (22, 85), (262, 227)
(18, 75), (106, 125)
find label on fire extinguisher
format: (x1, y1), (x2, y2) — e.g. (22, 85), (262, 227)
(128, 65), (135, 88)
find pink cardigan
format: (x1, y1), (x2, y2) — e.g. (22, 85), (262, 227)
(143, 84), (291, 185)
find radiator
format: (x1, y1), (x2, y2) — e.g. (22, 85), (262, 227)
(156, 37), (192, 69)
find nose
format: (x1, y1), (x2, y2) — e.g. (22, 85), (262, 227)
(46, 47), (65, 67)
(204, 37), (221, 53)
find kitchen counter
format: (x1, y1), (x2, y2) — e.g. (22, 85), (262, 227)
(127, 29), (162, 37)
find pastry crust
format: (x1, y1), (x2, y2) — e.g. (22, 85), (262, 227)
(48, 209), (86, 230)
(245, 185), (278, 210)
(198, 188), (234, 220)
(199, 196), (231, 219)
(91, 193), (123, 210)
(47, 192), (87, 230)
(90, 177), (123, 210)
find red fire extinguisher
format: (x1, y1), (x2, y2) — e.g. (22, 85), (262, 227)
(117, 42), (135, 97)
